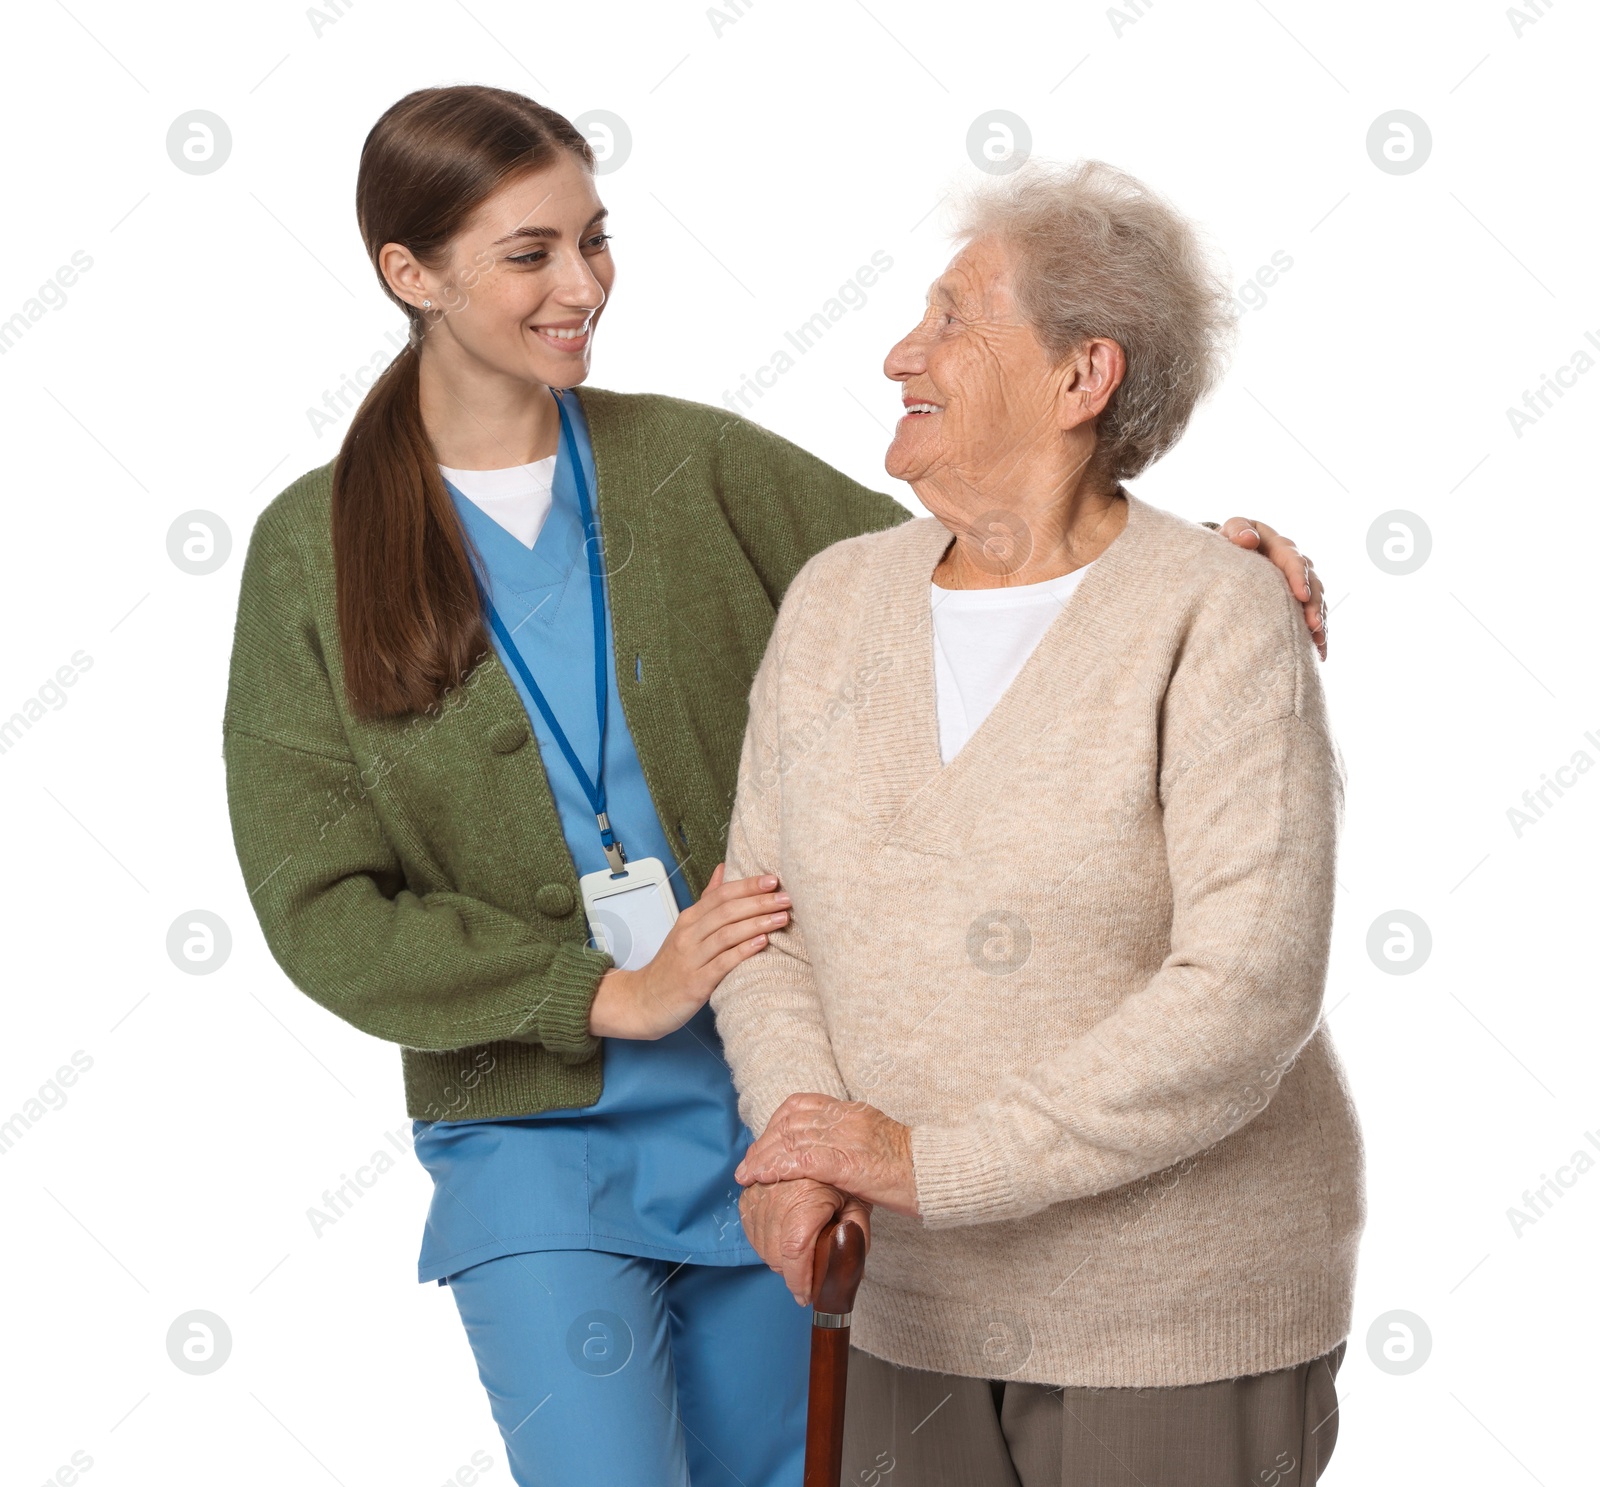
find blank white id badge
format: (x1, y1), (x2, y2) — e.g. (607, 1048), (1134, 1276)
(579, 856), (679, 972)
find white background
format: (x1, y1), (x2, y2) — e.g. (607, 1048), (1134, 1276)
(1, 1), (1595, 1484)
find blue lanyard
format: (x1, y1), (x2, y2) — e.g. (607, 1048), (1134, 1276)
(475, 391), (627, 873)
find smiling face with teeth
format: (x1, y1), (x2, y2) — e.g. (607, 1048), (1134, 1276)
(382, 150), (615, 396)
(885, 234), (1091, 489)
(882, 233), (1128, 578)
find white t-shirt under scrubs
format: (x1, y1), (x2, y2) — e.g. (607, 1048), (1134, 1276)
(438, 454), (558, 548)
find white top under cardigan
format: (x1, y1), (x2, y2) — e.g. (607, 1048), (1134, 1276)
(930, 566), (1093, 764)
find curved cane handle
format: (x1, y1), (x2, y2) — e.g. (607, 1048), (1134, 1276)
(810, 1215), (866, 1317)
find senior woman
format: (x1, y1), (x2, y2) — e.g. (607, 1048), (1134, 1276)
(715, 159), (1364, 1487)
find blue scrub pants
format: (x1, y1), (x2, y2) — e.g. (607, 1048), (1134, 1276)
(444, 1248), (811, 1486)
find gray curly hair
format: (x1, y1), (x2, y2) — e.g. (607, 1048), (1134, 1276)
(951, 159), (1237, 482)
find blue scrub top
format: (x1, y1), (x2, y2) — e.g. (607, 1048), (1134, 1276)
(411, 392), (761, 1282)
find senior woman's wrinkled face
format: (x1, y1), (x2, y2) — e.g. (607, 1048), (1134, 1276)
(883, 234), (1068, 490)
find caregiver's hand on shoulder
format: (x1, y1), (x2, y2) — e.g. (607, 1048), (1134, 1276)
(739, 1177), (872, 1307)
(737, 1094), (920, 1219)
(1212, 515), (1328, 660)
(587, 863), (790, 1040)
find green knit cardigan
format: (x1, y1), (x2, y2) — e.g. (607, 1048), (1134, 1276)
(222, 388), (907, 1121)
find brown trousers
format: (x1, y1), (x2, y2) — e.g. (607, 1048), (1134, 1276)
(841, 1341), (1344, 1487)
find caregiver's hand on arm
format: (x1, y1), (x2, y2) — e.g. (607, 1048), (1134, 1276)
(1215, 516), (1327, 659)
(739, 1176), (873, 1306)
(737, 1095), (920, 1219)
(588, 863), (791, 1039)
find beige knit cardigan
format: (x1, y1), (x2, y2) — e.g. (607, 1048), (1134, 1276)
(711, 493), (1365, 1389)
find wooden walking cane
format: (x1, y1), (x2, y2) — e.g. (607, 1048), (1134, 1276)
(802, 1215), (867, 1487)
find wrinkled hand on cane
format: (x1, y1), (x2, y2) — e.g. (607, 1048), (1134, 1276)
(802, 1215), (868, 1487)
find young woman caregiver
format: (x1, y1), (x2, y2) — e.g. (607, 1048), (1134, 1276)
(221, 84), (1329, 1487)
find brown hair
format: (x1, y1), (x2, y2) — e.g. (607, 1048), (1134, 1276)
(333, 85), (594, 719)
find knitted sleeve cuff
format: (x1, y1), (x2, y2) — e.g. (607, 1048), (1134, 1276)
(910, 1122), (1026, 1229)
(505, 941), (609, 1064)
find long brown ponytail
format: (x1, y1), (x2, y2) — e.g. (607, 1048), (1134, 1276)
(333, 86), (594, 719)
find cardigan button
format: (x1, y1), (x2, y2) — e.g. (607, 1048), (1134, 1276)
(487, 719), (530, 754)
(534, 883), (576, 917)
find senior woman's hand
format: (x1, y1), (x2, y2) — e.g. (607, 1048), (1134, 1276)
(739, 1176), (873, 1305)
(736, 1095), (920, 1218)
(1215, 517), (1327, 659)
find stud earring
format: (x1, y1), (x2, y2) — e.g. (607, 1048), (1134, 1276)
(422, 299), (432, 309)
